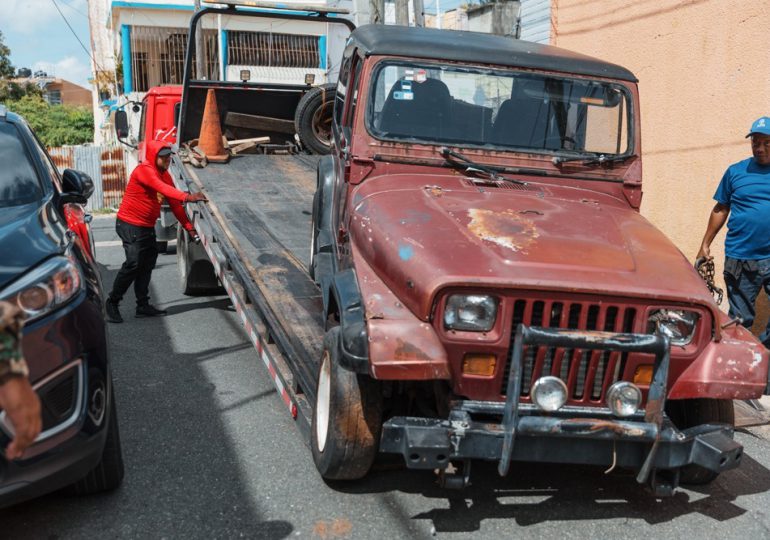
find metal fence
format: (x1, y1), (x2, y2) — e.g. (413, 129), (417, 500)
(130, 26), (220, 91)
(48, 144), (130, 212)
(228, 31), (320, 68)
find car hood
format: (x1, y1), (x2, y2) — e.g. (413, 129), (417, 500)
(0, 201), (66, 291)
(350, 175), (715, 320)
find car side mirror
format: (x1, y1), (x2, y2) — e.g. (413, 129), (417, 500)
(114, 109), (129, 139)
(60, 169), (94, 204)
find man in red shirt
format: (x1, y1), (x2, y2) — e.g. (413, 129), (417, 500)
(106, 140), (206, 323)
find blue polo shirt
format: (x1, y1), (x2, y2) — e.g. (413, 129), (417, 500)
(714, 157), (770, 259)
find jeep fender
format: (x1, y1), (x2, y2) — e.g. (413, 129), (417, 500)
(326, 268), (369, 374)
(313, 155), (336, 281)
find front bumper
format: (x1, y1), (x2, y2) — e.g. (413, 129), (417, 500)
(380, 325), (743, 491)
(0, 290), (111, 507)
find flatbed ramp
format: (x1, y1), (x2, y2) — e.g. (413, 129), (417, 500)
(175, 154), (326, 438)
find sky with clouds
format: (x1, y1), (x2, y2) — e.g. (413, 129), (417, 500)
(0, 0), (92, 88)
(0, 0), (468, 91)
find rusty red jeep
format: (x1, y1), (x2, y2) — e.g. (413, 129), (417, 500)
(309, 24), (769, 494)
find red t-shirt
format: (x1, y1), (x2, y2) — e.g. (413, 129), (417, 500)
(117, 140), (193, 231)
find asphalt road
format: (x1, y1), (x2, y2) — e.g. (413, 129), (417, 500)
(4, 215), (770, 539)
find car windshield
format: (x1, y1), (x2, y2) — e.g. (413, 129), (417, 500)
(369, 62), (632, 156)
(0, 122), (43, 207)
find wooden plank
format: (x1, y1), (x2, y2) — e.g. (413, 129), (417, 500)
(225, 112), (296, 134)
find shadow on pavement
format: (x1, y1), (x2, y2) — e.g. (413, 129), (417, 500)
(0, 262), (293, 539)
(336, 441), (770, 533)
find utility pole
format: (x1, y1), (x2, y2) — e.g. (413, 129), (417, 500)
(395, 0), (409, 25)
(369, 0), (385, 23)
(194, 0), (206, 79)
(413, 0), (424, 26)
(436, 0), (441, 29)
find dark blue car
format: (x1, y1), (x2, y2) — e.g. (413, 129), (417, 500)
(0, 104), (123, 507)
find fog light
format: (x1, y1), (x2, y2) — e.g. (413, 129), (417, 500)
(305, 73), (316, 85)
(606, 381), (642, 417)
(462, 354), (496, 376)
(531, 376), (568, 412)
(633, 365), (653, 386)
(240, 69), (251, 83)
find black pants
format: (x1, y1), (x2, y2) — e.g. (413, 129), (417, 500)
(109, 219), (158, 307)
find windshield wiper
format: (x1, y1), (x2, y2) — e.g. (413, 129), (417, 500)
(552, 153), (635, 165)
(440, 147), (528, 186)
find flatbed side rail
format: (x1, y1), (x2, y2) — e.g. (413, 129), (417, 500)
(172, 159), (317, 438)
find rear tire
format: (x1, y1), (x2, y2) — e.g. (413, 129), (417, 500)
(295, 84), (336, 155)
(311, 327), (382, 480)
(69, 389), (124, 494)
(156, 241), (168, 254)
(667, 398), (735, 485)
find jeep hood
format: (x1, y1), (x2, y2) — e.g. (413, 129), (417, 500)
(349, 175), (715, 320)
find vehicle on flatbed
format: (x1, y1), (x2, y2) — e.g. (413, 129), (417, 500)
(169, 4), (769, 496)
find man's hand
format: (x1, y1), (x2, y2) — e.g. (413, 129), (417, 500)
(696, 244), (712, 263)
(189, 230), (201, 244)
(185, 192), (207, 203)
(0, 377), (41, 460)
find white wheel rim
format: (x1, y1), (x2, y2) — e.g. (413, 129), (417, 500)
(316, 351), (331, 453)
(309, 225), (315, 274)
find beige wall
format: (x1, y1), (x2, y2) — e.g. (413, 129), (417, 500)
(551, 0), (770, 324)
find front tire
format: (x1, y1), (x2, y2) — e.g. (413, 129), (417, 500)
(667, 398), (735, 485)
(69, 389), (125, 494)
(311, 327), (382, 480)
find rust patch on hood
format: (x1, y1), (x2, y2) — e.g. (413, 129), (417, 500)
(394, 339), (431, 361)
(467, 208), (539, 252)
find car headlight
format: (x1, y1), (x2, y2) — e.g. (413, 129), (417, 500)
(1, 256), (83, 321)
(444, 294), (498, 332)
(647, 309), (699, 346)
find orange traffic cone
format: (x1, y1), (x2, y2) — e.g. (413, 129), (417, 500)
(198, 88), (229, 163)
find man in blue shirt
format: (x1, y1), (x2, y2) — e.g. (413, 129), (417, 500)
(697, 117), (770, 347)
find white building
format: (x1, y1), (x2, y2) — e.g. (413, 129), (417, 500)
(87, 0), (357, 144)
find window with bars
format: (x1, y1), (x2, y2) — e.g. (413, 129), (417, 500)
(129, 26), (220, 92)
(228, 31), (320, 68)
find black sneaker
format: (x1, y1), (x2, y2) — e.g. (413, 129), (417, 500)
(105, 301), (123, 323)
(136, 304), (168, 318)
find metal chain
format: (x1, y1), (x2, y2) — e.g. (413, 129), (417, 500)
(695, 258), (724, 305)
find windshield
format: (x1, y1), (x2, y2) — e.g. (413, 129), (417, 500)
(368, 62), (632, 156)
(0, 122), (43, 207)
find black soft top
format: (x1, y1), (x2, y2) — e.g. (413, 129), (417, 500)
(350, 25), (638, 83)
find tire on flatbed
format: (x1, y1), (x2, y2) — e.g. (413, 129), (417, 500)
(666, 398), (735, 485)
(295, 84), (336, 155)
(311, 327), (382, 480)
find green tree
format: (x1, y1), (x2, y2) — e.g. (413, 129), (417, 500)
(0, 30), (14, 79)
(7, 95), (93, 146)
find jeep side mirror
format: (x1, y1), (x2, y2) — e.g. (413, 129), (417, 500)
(114, 109), (129, 139)
(60, 169), (94, 205)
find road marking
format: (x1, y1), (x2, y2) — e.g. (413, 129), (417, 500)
(95, 240), (123, 247)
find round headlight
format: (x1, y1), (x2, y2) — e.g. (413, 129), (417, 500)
(531, 376), (568, 412)
(18, 284), (53, 315)
(606, 381), (642, 417)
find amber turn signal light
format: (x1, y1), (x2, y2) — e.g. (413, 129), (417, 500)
(633, 365), (653, 386)
(462, 354), (496, 376)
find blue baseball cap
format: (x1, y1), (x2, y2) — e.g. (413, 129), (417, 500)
(746, 116), (770, 138)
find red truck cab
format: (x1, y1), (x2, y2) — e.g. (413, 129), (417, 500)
(135, 85), (182, 163)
